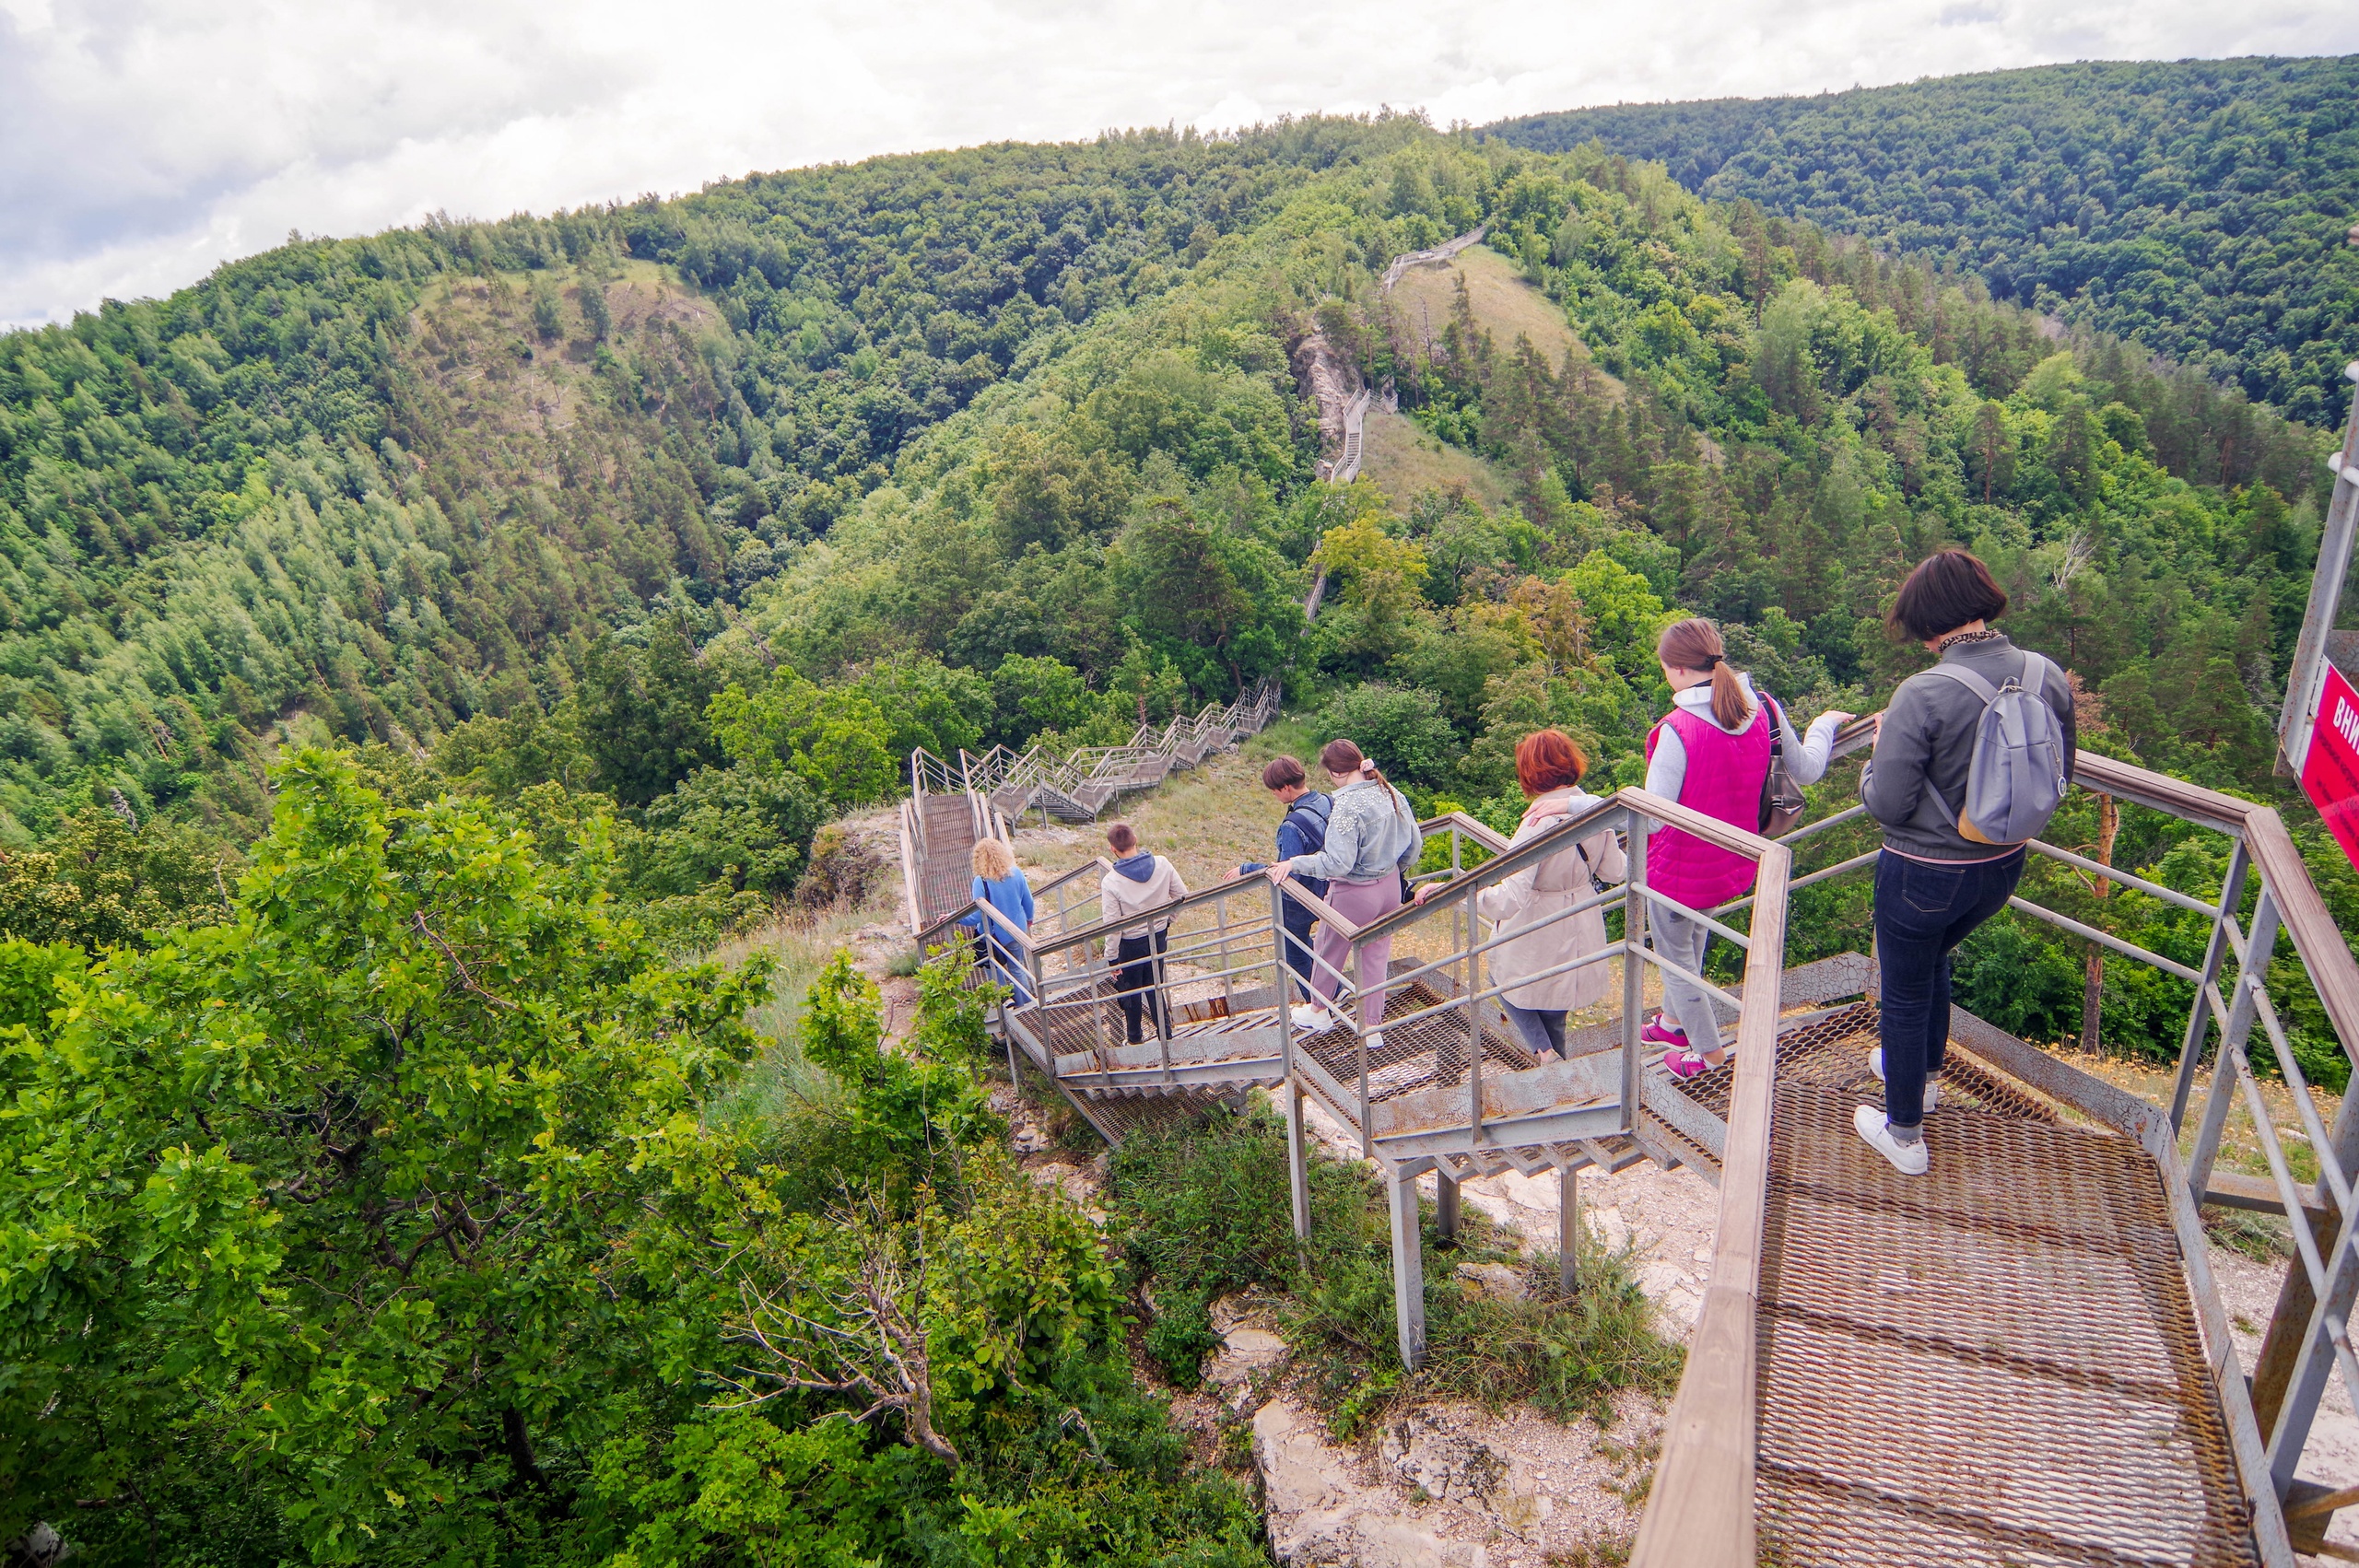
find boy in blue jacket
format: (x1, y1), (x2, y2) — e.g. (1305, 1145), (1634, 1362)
(1229, 756), (1332, 1027)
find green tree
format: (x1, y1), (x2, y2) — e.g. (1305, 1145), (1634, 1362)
(1314, 683), (1457, 791)
(0, 751), (774, 1560)
(0, 808), (236, 949)
(578, 619), (733, 807)
(709, 669), (898, 805)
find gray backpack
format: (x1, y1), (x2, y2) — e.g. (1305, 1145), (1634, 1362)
(1923, 655), (2071, 845)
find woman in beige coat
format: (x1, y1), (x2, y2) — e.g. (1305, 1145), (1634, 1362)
(1474, 730), (1625, 1059)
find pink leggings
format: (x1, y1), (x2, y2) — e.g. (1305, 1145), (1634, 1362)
(1311, 875), (1404, 1030)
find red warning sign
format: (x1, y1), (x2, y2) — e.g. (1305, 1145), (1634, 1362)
(2304, 662), (2359, 873)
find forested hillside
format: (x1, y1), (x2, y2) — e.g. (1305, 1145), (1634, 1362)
(5, 109), (2359, 1564)
(1485, 55), (2359, 424)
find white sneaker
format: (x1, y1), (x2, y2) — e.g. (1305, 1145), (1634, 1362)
(1868, 1047), (1939, 1110)
(1290, 1004), (1328, 1032)
(1364, 1030), (1385, 1052)
(1854, 1105), (1929, 1176)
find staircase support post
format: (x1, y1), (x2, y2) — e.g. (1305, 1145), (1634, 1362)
(1559, 1161), (1580, 1296)
(1286, 1082), (1312, 1246)
(1436, 1171), (1460, 1248)
(1389, 1167), (1427, 1371)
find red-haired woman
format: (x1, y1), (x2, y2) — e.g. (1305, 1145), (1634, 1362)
(1472, 730), (1625, 1059)
(1644, 618), (1850, 1078)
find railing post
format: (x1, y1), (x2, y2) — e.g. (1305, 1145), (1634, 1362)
(2188, 887), (2284, 1197)
(1622, 814), (1649, 1131)
(1271, 880), (1310, 1246)
(2170, 837), (2251, 1130)
(1215, 893), (1236, 1015)
(1464, 886), (1485, 1145)
(1151, 924), (1169, 1084)
(1355, 936), (1372, 1159)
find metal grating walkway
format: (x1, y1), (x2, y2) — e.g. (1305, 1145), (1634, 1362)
(1664, 1004), (2262, 1567)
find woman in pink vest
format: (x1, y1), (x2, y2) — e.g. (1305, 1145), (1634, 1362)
(1643, 618), (1849, 1079)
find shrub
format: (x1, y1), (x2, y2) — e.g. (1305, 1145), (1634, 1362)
(1313, 682), (1459, 790)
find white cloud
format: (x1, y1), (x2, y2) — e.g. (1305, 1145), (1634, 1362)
(3, 0), (2355, 324)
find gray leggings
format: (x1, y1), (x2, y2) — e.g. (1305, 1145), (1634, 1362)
(1651, 906), (1729, 1051)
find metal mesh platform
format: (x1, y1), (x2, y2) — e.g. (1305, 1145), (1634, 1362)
(1656, 1004), (2262, 1566)
(1297, 978), (1532, 1105)
(1664, 1001), (2060, 1131)
(912, 796), (980, 929)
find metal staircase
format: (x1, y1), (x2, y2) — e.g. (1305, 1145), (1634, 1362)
(889, 355), (2359, 1555)
(909, 678), (1280, 842)
(897, 732), (2359, 1565)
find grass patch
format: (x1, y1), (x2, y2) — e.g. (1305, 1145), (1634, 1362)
(2204, 1206), (2294, 1263)
(1109, 1103), (1683, 1429)
(700, 875), (898, 1130)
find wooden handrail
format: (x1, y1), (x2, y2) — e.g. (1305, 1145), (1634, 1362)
(2072, 748), (2257, 835)
(1631, 842), (1791, 1568)
(1354, 797), (1625, 945)
(1419, 809), (1513, 855)
(1620, 785), (1783, 859)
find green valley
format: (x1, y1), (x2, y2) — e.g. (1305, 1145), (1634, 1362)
(3, 102), (2358, 1564)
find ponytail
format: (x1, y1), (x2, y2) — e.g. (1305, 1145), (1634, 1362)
(1708, 661), (1750, 730)
(1657, 616), (1756, 731)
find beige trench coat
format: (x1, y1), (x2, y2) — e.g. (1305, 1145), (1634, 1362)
(1475, 788), (1627, 1012)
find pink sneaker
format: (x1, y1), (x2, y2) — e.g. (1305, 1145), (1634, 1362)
(1640, 1015), (1688, 1048)
(1662, 1047), (1716, 1081)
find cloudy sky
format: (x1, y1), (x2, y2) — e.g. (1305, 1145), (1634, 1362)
(4, 0), (2356, 327)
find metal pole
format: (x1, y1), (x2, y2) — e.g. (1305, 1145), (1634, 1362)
(1272, 881), (1311, 1247)
(1559, 1161), (1580, 1296)
(1286, 1082), (1312, 1246)
(1436, 1170), (1460, 1247)
(1152, 922), (1173, 1085)
(1356, 935), (1372, 1160)
(2277, 359), (2359, 774)
(2187, 888), (2285, 1197)
(1622, 816), (1649, 1133)
(1389, 1168), (1427, 1371)
(1216, 893), (1236, 1014)
(2170, 839), (2251, 1130)
(1464, 889), (1485, 1146)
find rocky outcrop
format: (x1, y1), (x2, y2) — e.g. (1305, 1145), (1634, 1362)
(1292, 332), (1359, 481)
(1252, 1395), (1650, 1568)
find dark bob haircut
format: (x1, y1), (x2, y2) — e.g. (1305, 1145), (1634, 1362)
(1888, 550), (2009, 642)
(1262, 755), (1308, 790)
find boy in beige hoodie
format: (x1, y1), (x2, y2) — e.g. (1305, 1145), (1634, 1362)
(1100, 822), (1188, 1043)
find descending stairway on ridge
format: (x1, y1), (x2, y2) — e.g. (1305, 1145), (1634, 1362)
(895, 678), (1280, 935)
(1316, 224), (1485, 492)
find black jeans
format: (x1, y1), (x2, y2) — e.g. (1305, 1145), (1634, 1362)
(1114, 929), (1170, 1044)
(1874, 848), (2025, 1132)
(1279, 898), (1319, 1003)
(1242, 861), (1324, 1005)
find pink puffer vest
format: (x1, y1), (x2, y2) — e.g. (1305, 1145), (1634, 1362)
(1644, 705), (1773, 908)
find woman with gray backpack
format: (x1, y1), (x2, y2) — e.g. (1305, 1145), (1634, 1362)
(1857, 550), (2076, 1175)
